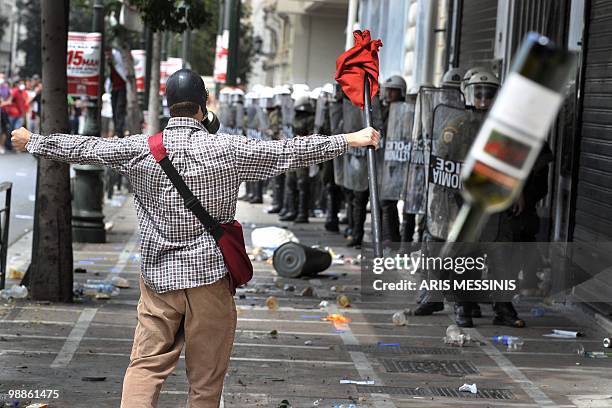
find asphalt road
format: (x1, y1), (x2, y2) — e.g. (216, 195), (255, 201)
(0, 152), (37, 246)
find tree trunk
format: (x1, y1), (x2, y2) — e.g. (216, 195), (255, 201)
(30, 0), (73, 302)
(146, 31), (162, 134)
(116, 33), (142, 135)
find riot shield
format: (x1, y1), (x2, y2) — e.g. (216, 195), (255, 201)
(246, 104), (261, 140)
(218, 102), (231, 133)
(281, 95), (294, 139)
(257, 106), (270, 140)
(380, 100), (415, 200)
(314, 94), (331, 135)
(233, 102), (245, 135)
(329, 99), (345, 187)
(403, 87), (465, 214)
(426, 105), (483, 240)
(342, 98), (368, 192)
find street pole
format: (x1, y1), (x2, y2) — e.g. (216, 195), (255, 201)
(215, 0), (225, 98)
(363, 76), (383, 258)
(144, 26), (153, 110)
(72, 0), (106, 243)
(225, 0), (240, 86)
(182, 29), (191, 68)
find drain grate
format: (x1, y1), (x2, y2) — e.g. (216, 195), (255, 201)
(430, 387), (515, 400)
(356, 386), (514, 400)
(343, 345), (460, 355)
(355, 386), (427, 396)
(380, 359), (479, 376)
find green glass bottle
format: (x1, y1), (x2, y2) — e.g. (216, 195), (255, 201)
(446, 32), (577, 245)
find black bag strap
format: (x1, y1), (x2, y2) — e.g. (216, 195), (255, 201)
(148, 132), (224, 242)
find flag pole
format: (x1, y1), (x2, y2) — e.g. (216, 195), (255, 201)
(363, 75), (383, 258)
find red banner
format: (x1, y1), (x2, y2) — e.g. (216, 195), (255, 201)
(67, 32), (102, 98)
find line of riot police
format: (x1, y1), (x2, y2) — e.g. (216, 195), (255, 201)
(216, 68), (550, 328)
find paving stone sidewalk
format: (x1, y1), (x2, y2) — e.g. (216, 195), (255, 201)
(1, 195), (612, 408)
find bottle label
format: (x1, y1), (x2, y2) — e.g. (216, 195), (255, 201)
(489, 72), (564, 138)
(466, 72), (563, 181)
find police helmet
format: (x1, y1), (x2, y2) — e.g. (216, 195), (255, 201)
(383, 75), (407, 98)
(442, 67), (466, 89)
(465, 71), (500, 110)
(293, 92), (314, 113)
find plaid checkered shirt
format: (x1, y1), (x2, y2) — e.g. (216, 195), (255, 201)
(26, 117), (348, 293)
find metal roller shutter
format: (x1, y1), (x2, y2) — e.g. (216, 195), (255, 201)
(574, 0), (612, 243)
(458, 0), (498, 67)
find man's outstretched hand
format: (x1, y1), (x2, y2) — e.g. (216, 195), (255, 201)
(346, 127), (380, 149)
(11, 127), (32, 151)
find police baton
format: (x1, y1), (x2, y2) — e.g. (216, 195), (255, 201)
(363, 75), (383, 258)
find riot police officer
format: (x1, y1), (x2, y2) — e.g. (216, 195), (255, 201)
(293, 92), (316, 223)
(380, 75), (410, 243)
(263, 86), (287, 213)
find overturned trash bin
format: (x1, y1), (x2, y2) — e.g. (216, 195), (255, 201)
(273, 242), (332, 278)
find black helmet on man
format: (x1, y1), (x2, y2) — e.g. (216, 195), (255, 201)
(166, 68), (208, 115)
(166, 68), (219, 133)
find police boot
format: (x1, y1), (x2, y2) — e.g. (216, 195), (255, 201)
(324, 183), (340, 232)
(472, 303), (483, 318)
(347, 192), (367, 247)
(401, 213), (416, 243)
(493, 302), (525, 328)
(294, 179), (310, 224)
(454, 302), (474, 328)
(249, 181), (263, 204)
(266, 174), (284, 213)
(279, 187), (297, 221)
(239, 182), (252, 201)
(382, 200), (401, 243)
(413, 291), (444, 316)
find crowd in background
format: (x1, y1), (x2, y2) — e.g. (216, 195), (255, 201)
(0, 73), (42, 154)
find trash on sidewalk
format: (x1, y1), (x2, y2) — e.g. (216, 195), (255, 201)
(300, 286), (314, 297)
(277, 399), (292, 408)
(81, 376), (107, 381)
(444, 325), (471, 347)
(265, 296), (279, 310)
(340, 379), (375, 385)
(604, 337), (611, 348)
(337, 295), (351, 308)
(283, 284), (296, 292)
(492, 335), (524, 351)
(25, 404), (49, 408)
(377, 342), (401, 347)
(459, 383), (478, 394)
(323, 314), (352, 324)
(7, 266), (25, 280)
(318, 300), (329, 308)
(0, 285), (28, 300)
(273, 242), (332, 278)
(111, 276), (130, 288)
(251, 227), (299, 250)
(74, 267), (87, 273)
(73, 280), (120, 299)
(250, 246), (273, 262)
(392, 310), (409, 326)
(543, 329), (583, 339)
(269, 329), (279, 338)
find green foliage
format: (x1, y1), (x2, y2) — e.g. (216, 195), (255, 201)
(69, 0), (94, 32)
(17, 0), (41, 77)
(129, 0), (214, 32)
(0, 14), (7, 42)
(237, 1), (255, 85)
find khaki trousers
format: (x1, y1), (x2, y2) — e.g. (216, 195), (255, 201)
(121, 276), (236, 408)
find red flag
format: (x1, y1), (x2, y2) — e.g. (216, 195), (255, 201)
(335, 30), (383, 110)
